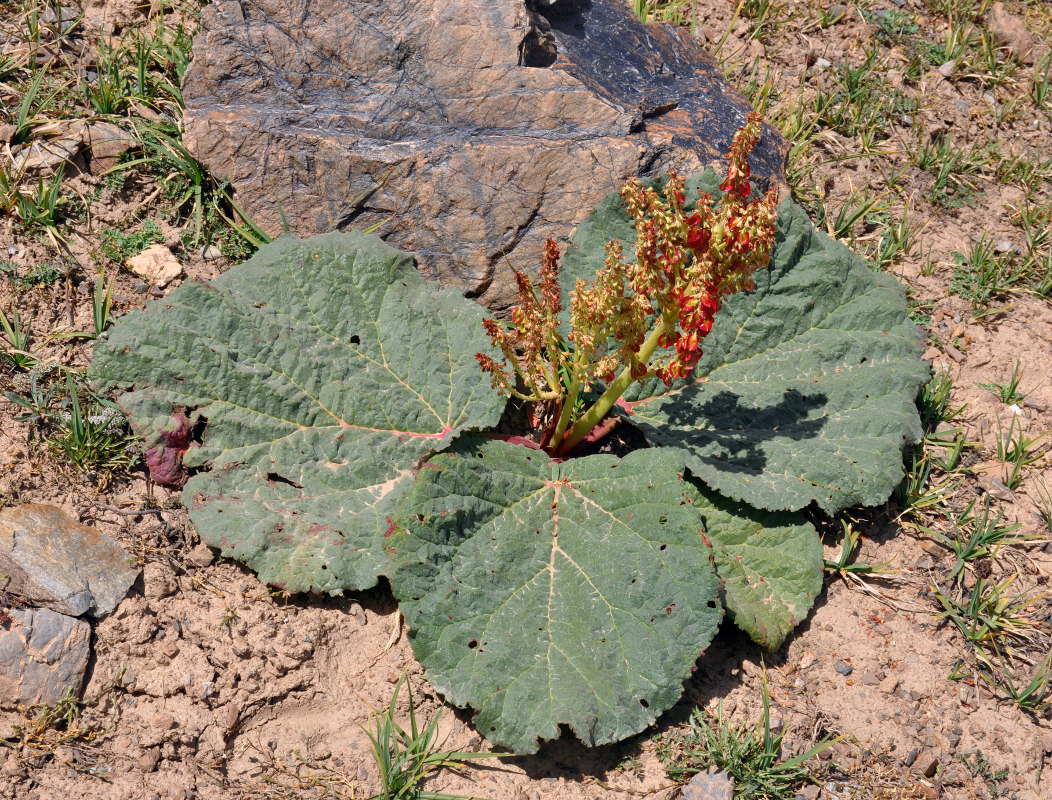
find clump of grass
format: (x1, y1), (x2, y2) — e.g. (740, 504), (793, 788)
(948, 236), (1027, 313)
(0, 305), (36, 370)
(916, 497), (1035, 582)
(656, 679), (838, 799)
(363, 673), (507, 800)
(46, 374), (139, 480)
(981, 648), (1052, 714)
(918, 369), (966, 430)
(932, 575), (1045, 650)
(977, 359), (1028, 404)
(5, 368), (139, 484)
(993, 413), (1049, 491)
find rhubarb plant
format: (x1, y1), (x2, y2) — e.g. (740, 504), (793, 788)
(90, 119), (928, 756)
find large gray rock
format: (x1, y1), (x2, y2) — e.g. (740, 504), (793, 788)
(0, 607), (91, 707)
(0, 504), (139, 618)
(182, 0), (786, 310)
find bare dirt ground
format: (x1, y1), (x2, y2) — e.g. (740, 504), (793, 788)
(1, 0), (1052, 798)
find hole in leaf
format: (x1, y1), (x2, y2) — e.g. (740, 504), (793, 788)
(707, 601), (718, 609)
(350, 335), (361, 345)
(468, 639), (478, 649)
(639, 698), (649, 708)
(659, 544), (667, 551)
(266, 472), (303, 489)
(658, 515), (667, 524)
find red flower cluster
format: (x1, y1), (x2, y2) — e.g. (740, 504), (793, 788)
(477, 113), (779, 451)
(622, 112), (778, 383)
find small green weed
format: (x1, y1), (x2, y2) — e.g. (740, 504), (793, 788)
(99, 219), (165, 263)
(866, 199), (925, 272)
(918, 369), (965, 429)
(0, 306), (36, 370)
(119, 123), (267, 252)
(957, 751), (1010, 795)
(948, 237), (1026, 313)
(740, 0), (789, 41)
(916, 497), (1030, 582)
(12, 164), (68, 244)
(363, 673), (506, 800)
(927, 427), (969, 472)
(1033, 51), (1052, 115)
(933, 575), (1044, 649)
(15, 262), (62, 289)
(862, 8), (920, 47)
(51, 271), (115, 341)
(657, 679), (838, 799)
(993, 413), (1049, 490)
(6, 362), (66, 425)
(981, 648), (1052, 714)
(84, 38), (135, 115)
(895, 441), (960, 511)
(823, 520), (893, 577)
(1032, 481), (1052, 534)
(977, 359), (1027, 404)
(912, 133), (995, 210)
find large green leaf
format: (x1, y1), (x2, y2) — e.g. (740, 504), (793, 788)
(389, 438), (723, 754)
(691, 482), (823, 650)
(90, 232), (506, 593)
(561, 172), (929, 513)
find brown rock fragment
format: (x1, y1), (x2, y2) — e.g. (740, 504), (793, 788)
(878, 674), (900, 694)
(0, 504), (139, 618)
(987, 2), (1035, 63)
(83, 121), (137, 173)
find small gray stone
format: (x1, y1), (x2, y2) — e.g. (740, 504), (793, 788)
(833, 660), (853, 676)
(684, 768), (734, 800)
(187, 544), (215, 568)
(0, 504), (139, 618)
(860, 670), (880, 685)
(133, 280), (150, 294)
(797, 785), (820, 800)
(200, 245), (222, 261)
(978, 475), (1013, 500)
(0, 607), (91, 708)
(937, 60), (956, 78)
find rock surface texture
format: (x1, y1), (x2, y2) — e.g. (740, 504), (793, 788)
(0, 607), (91, 707)
(0, 504), (139, 618)
(182, 0), (786, 309)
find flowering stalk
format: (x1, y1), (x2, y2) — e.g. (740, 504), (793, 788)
(477, 113), (779, 456)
